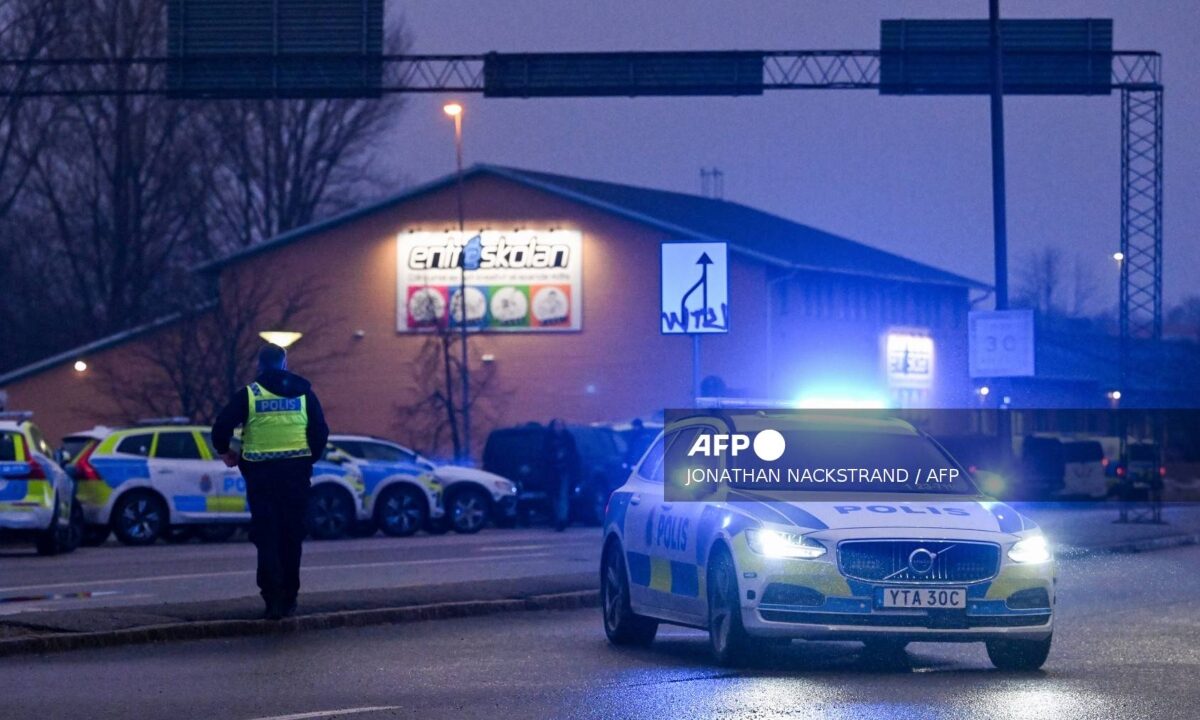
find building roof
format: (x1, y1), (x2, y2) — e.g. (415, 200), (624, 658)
(3, 165), (984, 388)
(0, 303), (215, 387)
(198, 164), (988, 289)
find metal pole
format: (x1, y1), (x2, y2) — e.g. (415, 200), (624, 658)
(988, 0), (1013, 465)
(692, 335), (701, 404)
(988, 0), (1008, 310)
(454, 112), (470, 463)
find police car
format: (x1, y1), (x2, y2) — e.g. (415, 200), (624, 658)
(0, 412), (81, 555)
(69, 421), (366, 545)
(330, 434), (516, 534)
(601, 412), (1056, 669)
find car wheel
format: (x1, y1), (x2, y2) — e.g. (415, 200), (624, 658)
(196, 524), (238, 543)
(449, 487), (491, 534)
(81, 524), (110, 547)
(601, 540), (658, 646)
(708, 546), (752, 666)
(986, 635), (1052, 671)
(112, 492), (168, 546)
(375, 485), (426, 538)
(307, 485), (354, 540)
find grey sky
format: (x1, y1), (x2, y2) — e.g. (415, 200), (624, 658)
(390, 1), (1197, 310)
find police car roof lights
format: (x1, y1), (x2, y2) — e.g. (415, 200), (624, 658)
(0, 410), (35, 421)
(135, 416), (191, 426)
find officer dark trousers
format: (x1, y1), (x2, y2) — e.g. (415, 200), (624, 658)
(242, 458), (312, 609)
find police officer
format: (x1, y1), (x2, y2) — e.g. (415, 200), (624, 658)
(212, 344), (328, 620)
(547, 419), (578, 532)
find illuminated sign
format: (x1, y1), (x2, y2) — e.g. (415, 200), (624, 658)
(397, 230), (582, 333)
(885, 332), (934, 389)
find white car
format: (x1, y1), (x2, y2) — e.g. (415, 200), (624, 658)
(329, 434), (516, 534)
(70, 422), (367, 544)
(0, 412), (80, 555)
(601, 412), (1056, 669)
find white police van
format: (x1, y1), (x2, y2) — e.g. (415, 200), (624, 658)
(601, 411), (1055, 669)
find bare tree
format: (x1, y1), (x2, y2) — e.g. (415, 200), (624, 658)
(1167, 296), (1200, 342)
(95, 272), (344, 424)
(9, 0), (212, 343)
(201, 26), (409, 253)
(397, 327), (505, 461)
(1014, 247), (1064, 315)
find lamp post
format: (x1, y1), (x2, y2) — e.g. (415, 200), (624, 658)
(444, 102), (471, 462)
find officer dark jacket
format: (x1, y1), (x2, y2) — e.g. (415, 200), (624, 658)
(211, 368), (329, 462)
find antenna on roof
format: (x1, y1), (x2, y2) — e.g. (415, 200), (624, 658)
(699, 167), (724, 200)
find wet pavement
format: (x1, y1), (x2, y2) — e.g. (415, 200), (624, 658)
(4, 543), (1197, 719)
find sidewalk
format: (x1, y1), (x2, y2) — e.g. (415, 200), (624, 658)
(2, 502), (1197, 657)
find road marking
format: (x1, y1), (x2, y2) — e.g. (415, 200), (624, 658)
(245, 706), (405, 720)
(0, 551), (556, 594)
(476, 543), (554, 551)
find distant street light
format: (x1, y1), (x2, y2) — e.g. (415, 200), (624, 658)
(1112, 251), (1125, 263)
(444, 101), (471, 463)
(258, 331), (303, 348)
(73, 360), (87, 373)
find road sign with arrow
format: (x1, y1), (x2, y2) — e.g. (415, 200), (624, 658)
(660, 242), (729, 334)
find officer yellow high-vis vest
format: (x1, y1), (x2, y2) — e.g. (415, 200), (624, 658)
(241, 382), (311, 462)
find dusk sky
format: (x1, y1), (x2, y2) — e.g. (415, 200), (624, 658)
(393, 1), (1197, 310)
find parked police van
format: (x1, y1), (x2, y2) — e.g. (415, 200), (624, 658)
(601, 411), (1055, 669)
(67, 421), (365, 544)
(0, 412), (81, 554)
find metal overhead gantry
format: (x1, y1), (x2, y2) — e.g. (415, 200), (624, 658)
(0, 44), (1165, 371)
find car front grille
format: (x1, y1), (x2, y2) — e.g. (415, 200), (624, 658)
(838, 540), (1000, 584)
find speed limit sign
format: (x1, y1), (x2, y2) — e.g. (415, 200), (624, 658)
(968, 310), (1035, 378)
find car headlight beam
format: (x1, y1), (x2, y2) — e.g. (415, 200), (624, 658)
(1008, 535), (1052, 564)
(746, 529), (827, 559)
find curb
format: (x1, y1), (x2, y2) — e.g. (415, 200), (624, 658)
(0, 589), (600, 658)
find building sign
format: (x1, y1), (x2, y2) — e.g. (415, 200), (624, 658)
(968, 310), (1035, 377)
(397, 230), (582, 333)
(885, 332), (934, 389)
(660, 241), (729, 334)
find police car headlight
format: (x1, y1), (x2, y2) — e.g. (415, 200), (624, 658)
(493, 480), (516, 494)
(746, 529), (827, 559)
(1008, 535), (1052, 564)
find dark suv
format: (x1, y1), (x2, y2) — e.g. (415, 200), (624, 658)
(483, 423), (627, 525)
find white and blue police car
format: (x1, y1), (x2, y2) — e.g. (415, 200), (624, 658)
(601, 411), (1055, 669)
(0, 412), (81, 554)
(69, 422), (367, 544)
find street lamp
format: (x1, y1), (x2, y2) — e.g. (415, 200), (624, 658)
(444, 101), (471, 463)
(258, 331), (303, 348)
(1112, 251), (1125, 263)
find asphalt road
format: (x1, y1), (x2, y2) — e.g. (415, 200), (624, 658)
(5, 543), (1198, 719)
(0, 527), (601, 615)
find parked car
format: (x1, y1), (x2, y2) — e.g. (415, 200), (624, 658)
(483, 422), (626, 526)
(1060, 439), (1108, 498)
(0, 412), (81, 555)
(329, 434), (515, 534)
(324, 436), (447, 537)
(69, 422), (366, 545)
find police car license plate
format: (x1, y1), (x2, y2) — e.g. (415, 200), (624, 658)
(879, 587), (966, 609)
